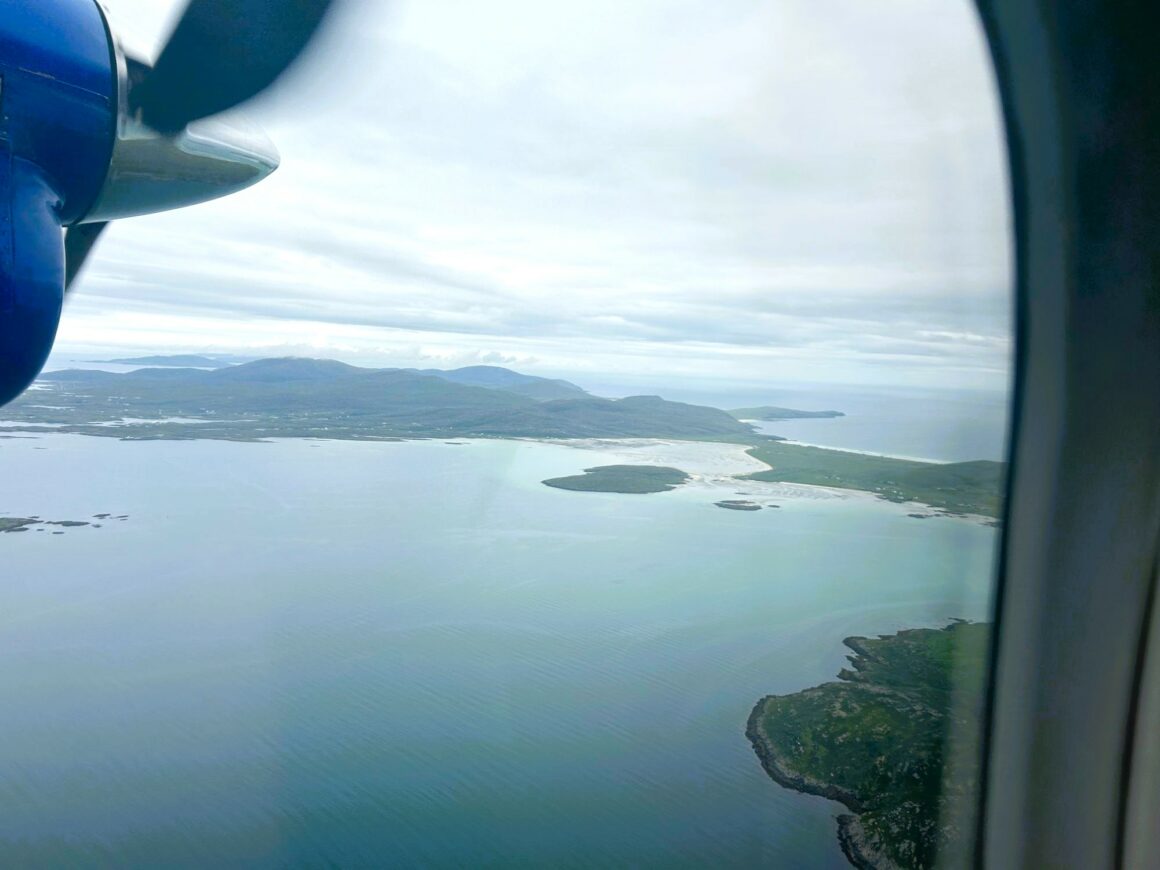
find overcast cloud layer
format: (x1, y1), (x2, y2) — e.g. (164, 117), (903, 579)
(63, 0), (1011, 391)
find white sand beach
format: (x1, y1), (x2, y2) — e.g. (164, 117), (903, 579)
(539, 438), (862, 503)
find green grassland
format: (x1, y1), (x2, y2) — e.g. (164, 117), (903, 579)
(743, 441), (1004, 518)
(542, 465), (690, 493)
(747, 622), (990, 869)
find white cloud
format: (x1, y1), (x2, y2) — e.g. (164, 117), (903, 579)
(68, 0), (1012, 390)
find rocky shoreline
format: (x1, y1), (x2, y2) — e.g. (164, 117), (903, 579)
(746, 695), (898, 870)
(745, 696), (863, 810)
(837, 815), (902, 870)
(745, 623), (991, 869)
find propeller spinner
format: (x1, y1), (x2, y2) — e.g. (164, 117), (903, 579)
(0, 0), (335, 407)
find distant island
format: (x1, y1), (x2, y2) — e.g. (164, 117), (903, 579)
(542, 465), (689, 494)
(2, 514), (127, 534)
(729, 406), (846, 421)
(93, 354), (238, 368)
(3, 356), (1005, 517)
(747, 622), (989, 869)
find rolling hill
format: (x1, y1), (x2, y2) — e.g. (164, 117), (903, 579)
(26, 358), (754, 442)
(412, 365), (588, 401)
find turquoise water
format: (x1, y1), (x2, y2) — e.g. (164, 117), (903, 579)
(0, 436), (997, 866)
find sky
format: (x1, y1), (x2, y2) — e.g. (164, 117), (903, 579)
(61, 0), (1012, 394)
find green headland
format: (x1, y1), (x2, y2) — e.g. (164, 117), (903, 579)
(747, 621), (990, 869)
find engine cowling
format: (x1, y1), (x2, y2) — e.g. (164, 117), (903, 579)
(0, 0), (279, 407)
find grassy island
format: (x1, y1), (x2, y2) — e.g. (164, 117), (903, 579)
(743, 441), (1004, 518)
(747, 622), (990, 869)
(542, 465), (690, 494)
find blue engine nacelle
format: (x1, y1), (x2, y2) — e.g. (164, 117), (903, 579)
(0, 0), (279, 406)
(0, 0), (116, 401)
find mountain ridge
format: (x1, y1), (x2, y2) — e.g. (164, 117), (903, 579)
(31, 358), (755, 442)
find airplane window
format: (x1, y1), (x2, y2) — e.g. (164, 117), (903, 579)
(0, 0), (1009, 866)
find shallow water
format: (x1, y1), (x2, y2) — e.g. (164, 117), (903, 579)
(0, 435), (997, 866)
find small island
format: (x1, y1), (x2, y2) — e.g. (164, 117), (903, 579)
(542, 465), (690, 494)
(729, 406), (845, 421)
(715, 500), (762, 511)
(747, 621), (989, 869)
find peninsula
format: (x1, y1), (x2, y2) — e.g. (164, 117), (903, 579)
(743, 441), (1003, 518)
(747, 621), (989, 869)
(729, 406), (845, 421)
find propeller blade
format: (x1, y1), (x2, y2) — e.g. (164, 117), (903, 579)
(64, 223), (109, 291)
(133, 0), (337, 134)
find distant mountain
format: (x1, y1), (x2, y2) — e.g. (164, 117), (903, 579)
(87, 358), (587, 401)
(211, 358), (364, 383)
(729, 406), (845, 421)
(93, 354), (235, 368)
(411, 365), (589, 401)
(31, 358), (754, 442)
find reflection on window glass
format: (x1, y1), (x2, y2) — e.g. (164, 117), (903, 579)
(0, 0), (1008, 867)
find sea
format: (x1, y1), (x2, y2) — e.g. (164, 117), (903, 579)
(596, 381), (1012, 463)
(0, 382), (1007, 866)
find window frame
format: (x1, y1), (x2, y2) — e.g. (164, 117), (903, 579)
(975, 1), (1160, 865)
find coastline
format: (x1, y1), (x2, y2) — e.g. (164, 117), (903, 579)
(1, 427), (999, 522)
(543, 436), (998, 522)
(539, 437), (770, 477)
(837, 815), (901, 870)
(541, 437), (857, 497)
(767, 438), (949, 466)
(745, 696), (863, 811)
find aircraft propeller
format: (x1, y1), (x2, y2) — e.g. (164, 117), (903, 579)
(0, 0), (340, 406)
(135, 0), (336, 135)
(62, 0), (339, 291)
